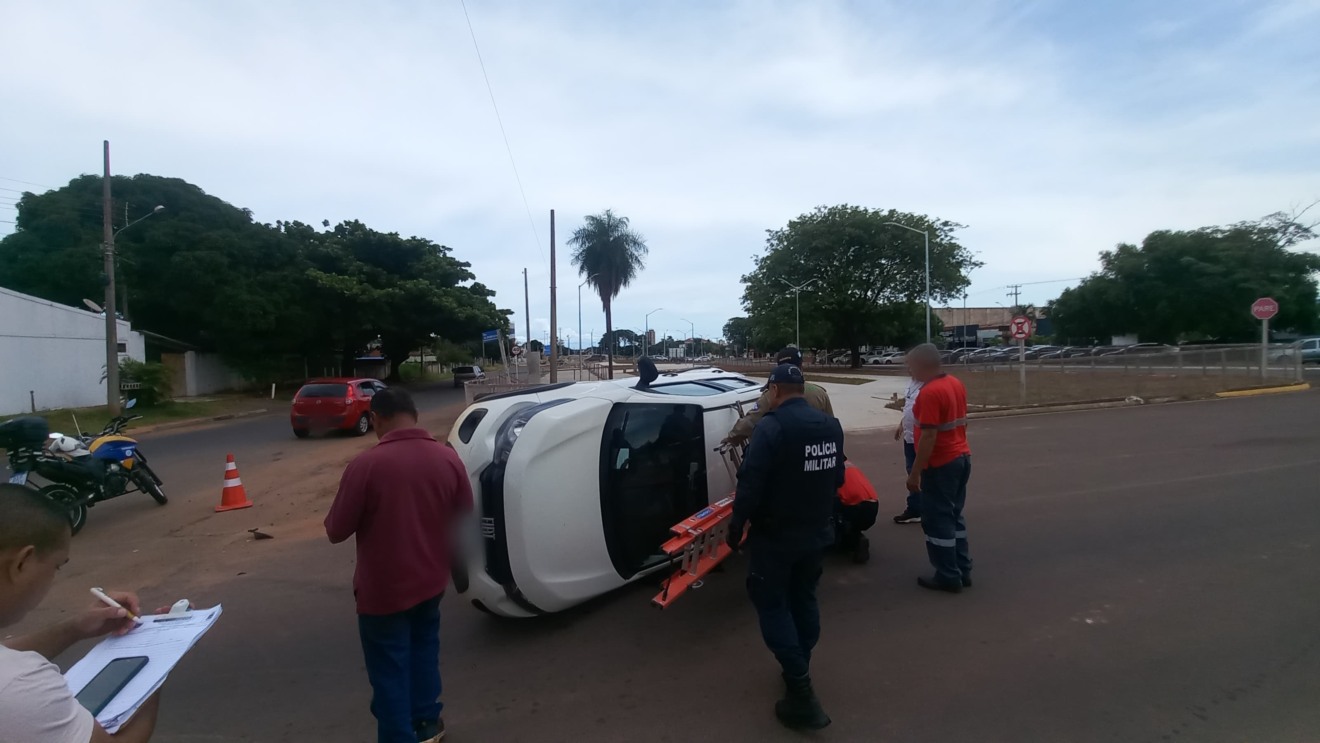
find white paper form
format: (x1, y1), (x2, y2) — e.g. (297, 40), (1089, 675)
(63, 605), (222, 733)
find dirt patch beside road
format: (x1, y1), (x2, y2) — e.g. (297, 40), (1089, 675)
(8, 402), (467, 641)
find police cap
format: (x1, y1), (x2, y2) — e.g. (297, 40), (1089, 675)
(768, 363), (805, 386)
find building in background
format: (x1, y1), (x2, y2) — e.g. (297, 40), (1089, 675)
(933, 307), (1052, 345)
(0, 286), (145, 415)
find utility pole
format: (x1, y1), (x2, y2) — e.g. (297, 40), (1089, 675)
(102, 140), (121, 416)
(523, 268), (530, 347)
(548, 210), (558, 383)
(1006, 284), (1023, 309)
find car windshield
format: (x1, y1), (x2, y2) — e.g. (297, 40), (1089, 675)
(701, 378), (757, 391)
(298, 383), (348, 398)
(645, 382), (728, 396)
(454, 366), (477, 374)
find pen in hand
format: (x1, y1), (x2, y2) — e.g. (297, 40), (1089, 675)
(90, 587), (143, 625)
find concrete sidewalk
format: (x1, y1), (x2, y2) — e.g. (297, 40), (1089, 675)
(813, 375), (907, 433)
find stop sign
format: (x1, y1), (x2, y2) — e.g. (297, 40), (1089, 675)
(1251, 297), (1279, 321)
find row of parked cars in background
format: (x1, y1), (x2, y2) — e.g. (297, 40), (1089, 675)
(829, 343), (1182, 366)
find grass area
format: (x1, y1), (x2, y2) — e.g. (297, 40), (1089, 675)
(2, 395), (271, 435)
(959, 368), (1279, 408)
(807, 374), (878, 386)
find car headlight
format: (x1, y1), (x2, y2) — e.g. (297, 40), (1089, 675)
(492, 399), (571, 466)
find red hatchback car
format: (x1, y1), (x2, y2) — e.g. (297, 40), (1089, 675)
(290, 378), (387, 438)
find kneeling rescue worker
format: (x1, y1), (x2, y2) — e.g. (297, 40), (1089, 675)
(727, 363), (846, 730)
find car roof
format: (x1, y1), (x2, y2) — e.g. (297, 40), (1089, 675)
(469, 367), (761, 409)
(302, 377), (381, 384)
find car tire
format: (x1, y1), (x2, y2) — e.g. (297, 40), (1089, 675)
(352, 413), (371, 437)
(293, 428), (310, 439)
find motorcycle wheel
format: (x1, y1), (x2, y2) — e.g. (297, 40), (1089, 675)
(133, 469), (168, 505)
(38, 484), (88, 535)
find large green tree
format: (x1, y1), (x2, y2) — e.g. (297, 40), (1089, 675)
(0, 175), (509, 381)
(568, 209), (648, 378)
(741, 205), (977, 366)
(1048, 213), (1320, 344)
(722, 316), (754, 356)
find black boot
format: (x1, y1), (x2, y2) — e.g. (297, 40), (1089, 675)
(775, 673), (831, 730)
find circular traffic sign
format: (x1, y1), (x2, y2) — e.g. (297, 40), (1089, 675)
(1010, 315), (1033, 340)
(1250, 297), (1278, 321)
(510, 344), (524, 356)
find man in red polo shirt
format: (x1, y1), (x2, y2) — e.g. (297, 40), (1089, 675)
(904, 344), (973, 593)
(326, 387), (473, 743)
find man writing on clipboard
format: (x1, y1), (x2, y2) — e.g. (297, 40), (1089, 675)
(0, 484), (162, 742)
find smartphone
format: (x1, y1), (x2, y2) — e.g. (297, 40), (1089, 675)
(75, 656), (148, 715)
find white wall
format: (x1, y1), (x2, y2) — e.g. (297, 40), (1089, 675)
(0, 287), (145, 415)
(184, 352), (248, 396)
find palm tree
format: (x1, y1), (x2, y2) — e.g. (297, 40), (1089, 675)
(568, 210), (648, 379)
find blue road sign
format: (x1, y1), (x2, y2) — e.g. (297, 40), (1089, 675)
(482, 329), (499, 343)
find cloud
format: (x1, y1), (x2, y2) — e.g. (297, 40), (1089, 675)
(1, 0), (1316, 345)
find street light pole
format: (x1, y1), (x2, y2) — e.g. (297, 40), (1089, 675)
(101, 140), (166, 416)
(645, 307), (663, 356)
(884, 221), (931, 342)
(778, 278), (819, 350)
(681, 318), (696, 359)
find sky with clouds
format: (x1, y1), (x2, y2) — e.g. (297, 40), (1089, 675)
(2, 0), (1317, 347)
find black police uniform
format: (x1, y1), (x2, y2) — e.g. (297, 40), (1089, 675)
(729, 384), (846, 683)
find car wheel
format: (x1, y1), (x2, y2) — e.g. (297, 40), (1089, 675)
(352, 413), (371, 437)
(293, 428), (310, 439)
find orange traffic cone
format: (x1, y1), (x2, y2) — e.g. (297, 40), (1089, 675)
(215, 453), (254, 512)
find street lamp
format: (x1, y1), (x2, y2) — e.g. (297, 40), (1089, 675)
(778, 278), (819, 350)
(103, 200), (164, 415)
(680, 318), (697, 359)
(644, 307), (663, 356)
(578, 274), (597, 360)
(883, 221), (931, 343)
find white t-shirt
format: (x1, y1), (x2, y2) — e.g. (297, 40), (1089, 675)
(901, 378), (924, 444)
(0, 645), (95, 743)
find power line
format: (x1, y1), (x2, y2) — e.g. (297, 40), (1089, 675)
(457, 0), (544, 264)
(0, 176), (52, 189)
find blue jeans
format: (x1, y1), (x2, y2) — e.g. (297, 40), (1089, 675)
(746, 543), (824, 678)
(903, 441), (920, 513)
(357, 595), (444, 743)
(919, 455), (972, 585)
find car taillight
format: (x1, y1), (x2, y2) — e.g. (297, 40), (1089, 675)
(345, 387), (356, 403)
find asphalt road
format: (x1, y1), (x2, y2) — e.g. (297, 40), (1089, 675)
(133, 383), (466, 503)
(34, 388), (1320, 742)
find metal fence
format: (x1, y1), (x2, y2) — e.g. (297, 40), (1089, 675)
(962, 344), (1302, 380)
(956, 344), (1304, 408)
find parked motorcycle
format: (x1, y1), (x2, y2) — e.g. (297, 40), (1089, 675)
(1, 401), (166, 535)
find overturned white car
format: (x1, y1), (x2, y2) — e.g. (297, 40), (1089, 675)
(447, 364), (763, 618)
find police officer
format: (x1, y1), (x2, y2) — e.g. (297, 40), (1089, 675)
(722, 347), (833, 446)
(727, 363), (845, 730)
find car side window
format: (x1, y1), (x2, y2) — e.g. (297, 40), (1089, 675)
(358, 383), (377, 397)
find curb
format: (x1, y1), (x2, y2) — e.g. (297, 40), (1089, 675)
(1214, 382), (1310, 398)
(968, 399), (1141, 420)
(135, 408), (271, 435)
